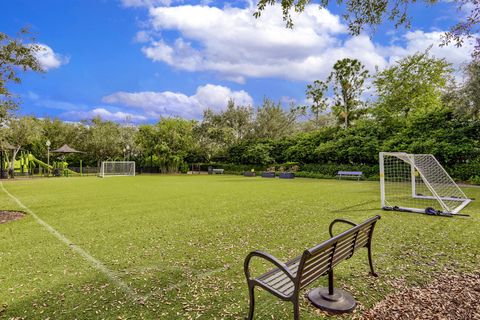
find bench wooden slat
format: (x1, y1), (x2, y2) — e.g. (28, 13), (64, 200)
(302, 251), (332, 274)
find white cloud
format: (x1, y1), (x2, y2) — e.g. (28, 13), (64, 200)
(62, 108), (147, 122)
(384, 30), (474, 67)
(141, 4), (351, 82)
(102, 84), (253, 119)
(134, 30), (153, 43)
(34, 44), (69, 71)
(136, 4), (473, 82)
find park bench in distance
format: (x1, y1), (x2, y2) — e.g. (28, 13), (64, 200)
(207, 167), (224, 174)
(337, 171), (363, 180)
(244, 215), (381, 319)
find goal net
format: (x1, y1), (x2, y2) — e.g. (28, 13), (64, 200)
(99, 161), (135, 178)
(380, 152), (471, 215)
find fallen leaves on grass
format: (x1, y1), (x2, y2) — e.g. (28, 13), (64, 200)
(361, 272), (480, 320)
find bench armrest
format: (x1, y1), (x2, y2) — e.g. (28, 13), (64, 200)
(329, 219), (358, 237)
(244, 250), (295, 282)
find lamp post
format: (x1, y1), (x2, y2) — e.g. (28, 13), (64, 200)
(46, 140), (51, 176)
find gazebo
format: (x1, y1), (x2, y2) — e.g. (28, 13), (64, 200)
(51, 144), (85, 176)
(51, 144), (83, 154)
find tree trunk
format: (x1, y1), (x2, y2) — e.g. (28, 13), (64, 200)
(10, 147), (20, 178)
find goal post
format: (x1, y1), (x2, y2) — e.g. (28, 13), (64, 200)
(99, 161), (135, 178)
(379, 152), (471, 215)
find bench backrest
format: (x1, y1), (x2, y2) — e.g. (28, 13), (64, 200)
(337, 171), (362, 175)
(297, 215), (380, 290)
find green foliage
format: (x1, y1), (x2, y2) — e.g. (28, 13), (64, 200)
(448, 163), (480, 182)
(305, 80), (329, 127)
(3, 53), (480, 182)
(0, 28), (44, 119)
(153, 118), (196, 173)
(373, 51), (453, 126)
(254, 0), (438, 36)
(83, 117), (124, 166)
(448, 61), (480, 120)
(1, 116), (42, 171)
(254, 98), (299, 139)
(469, 175), (480, 185)
(329, 58), (369, 128)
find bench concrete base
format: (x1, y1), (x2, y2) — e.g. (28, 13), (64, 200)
(307, 287), (356, 314)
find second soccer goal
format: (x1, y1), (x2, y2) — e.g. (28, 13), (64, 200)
(99, 161), (135, 178)
(379, 152), (471, 215)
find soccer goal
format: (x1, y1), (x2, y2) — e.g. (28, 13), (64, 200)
(379, 152), (471, 215)
(99, 161), (135, 178)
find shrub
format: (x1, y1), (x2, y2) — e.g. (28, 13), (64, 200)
(469, 175), (480, 185)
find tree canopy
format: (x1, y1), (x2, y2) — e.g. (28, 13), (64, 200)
(0, 28), (43, 119)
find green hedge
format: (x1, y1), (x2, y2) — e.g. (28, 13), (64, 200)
(446, 163), (480, 181)
(299, 163), (379, 178)
(195, 162), (478, 182)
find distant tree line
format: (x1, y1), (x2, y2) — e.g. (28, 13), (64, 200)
(0, 28), (479, 181)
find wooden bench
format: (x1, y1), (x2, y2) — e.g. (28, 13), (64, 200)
(244, 215), (381, 319)
(212, 168), (224, 174)
(337, 171), (363, 180)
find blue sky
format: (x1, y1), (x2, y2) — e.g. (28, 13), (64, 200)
(1, 0), (472, 123)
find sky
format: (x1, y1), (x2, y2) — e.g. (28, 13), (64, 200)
(1, 0), (474, 123)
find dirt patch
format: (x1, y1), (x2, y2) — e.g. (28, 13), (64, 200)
(361, 272), (480, 320)
(0, 210), (26, 224)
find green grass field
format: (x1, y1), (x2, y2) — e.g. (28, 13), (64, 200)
(0, 175), (479, 319)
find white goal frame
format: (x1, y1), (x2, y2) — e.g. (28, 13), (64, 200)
(99, 161), (135, 178)
(379, 152), (471, 215)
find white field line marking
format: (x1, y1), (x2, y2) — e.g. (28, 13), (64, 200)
(143, 265), (229, 300)
(0, 182), (144, 303)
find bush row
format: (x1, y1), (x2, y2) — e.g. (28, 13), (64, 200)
(195, 162), (479, 183)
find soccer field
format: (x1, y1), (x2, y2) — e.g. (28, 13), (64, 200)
(1, 175), (479, 319)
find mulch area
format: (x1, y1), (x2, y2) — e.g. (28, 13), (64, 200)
(0, 210), (25, 224)
(361, 272), (480, 319)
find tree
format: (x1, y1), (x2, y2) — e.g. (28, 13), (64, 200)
(201, 100), (253, 144)
(195, 100), (253, 162)
(84, 117), (123, 166)
(221, 100), (254, 141)
(373, 51), (453, 125)
(0, 28), (43, 119)
(447, 60), (480, 120)
(2, 117), (42, 175)
(328, 58), (369, 128)
(137, 118), (196, 173)
(254, 98), (300, 139)
(441, 1), (480, 59)
(254, 0), (479, 58)
(255, 0), (437, 32)
(305, 80), (329, 127)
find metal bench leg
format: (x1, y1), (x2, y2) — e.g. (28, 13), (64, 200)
(246, 283), (255, 320)
(293, 299), (300, 320)
(367, 244), (378, 277)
